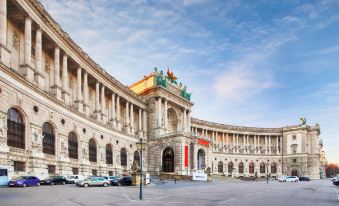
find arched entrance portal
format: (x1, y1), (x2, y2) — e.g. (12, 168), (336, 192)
(291, 169), (298, 176)
(197, 149), (205, 170)
(162, 147), (174, 172)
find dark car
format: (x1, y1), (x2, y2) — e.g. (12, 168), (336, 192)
(8, 176), (40, 187)
(298, 176), (310, 181)
(40, 176), (66, 185)
(333, 177), (339, 186)
(113, 176), (132, 186)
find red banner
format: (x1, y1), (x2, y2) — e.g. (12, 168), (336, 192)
(198, 138), (209, 146)
(184, 145), (188, 167)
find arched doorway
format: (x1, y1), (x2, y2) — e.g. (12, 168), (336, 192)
(167, 108), (179, 133)
(197, 149), (205, 170)
(42, 122), (55, 155)
(7, 108), (25, 149)
(218, 161), (223, 173)
(162, 147), (174, 172)
(291, 169), (298, 176)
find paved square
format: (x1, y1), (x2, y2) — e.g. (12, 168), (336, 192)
(0, 179), (338, 206)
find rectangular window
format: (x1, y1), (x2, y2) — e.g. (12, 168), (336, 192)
(292, 159), (297, 163)
(48, 165), (56, 174)
(14, 161), (25, 172)
(92, 169), (97, 176)
(72, 168), (79, 175)
(108, 171), (113, 176)
(292, 135), (296, 140)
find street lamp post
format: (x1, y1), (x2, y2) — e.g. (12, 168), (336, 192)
(136, 138), (146, 200)
(265, 160), (270, 184)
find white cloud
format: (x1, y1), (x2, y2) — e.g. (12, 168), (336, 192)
(214, 66), (275, 101)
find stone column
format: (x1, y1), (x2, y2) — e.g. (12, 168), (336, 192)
(187, 110), (191, 133)
(157, 97), (162, 128)
(142, 110), (147, 137)
(236, 134), (239, 153)
(101, 85), (106, 122)
(183, 109), (187, 132)
(254, 135), (257, 154)
(20, 17), (34, 81)
(242, 135), (245, 153)
(0, 0), (10, 67)
(222, 132), (225, 152)
(75, 67), (83, 112)
(276, 136), (279, 154)
(265, 136), (267, 154)
(124, 101), (130, 133)
(164, 99), (168, 131)
(280, 136), (283, 154)
(83, 71), (90, 116)
(110, 93), (116, 127)
(51, 46), (62, 100)
(95, 82), (101, 120)
(61, 54), (70, 105)
(116, 96), (121, 129)
(232, 133), (235, 153)
(130, 103), (134, 134)
(268, 136), (272, 154)
(34, 28), (44, 89)
(138, 108), (142, 137)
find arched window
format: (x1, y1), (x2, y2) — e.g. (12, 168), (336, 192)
(218, 161), (223, 173)
(249, 162), (254, 174)
(121, 148), (127, 166)
(260, 162), (265, 173)
(134, 151), (140, 166)
(228, 162), (233, 174)
(162, 147), (174, 172)
(42, 122), (55, 155)
(271, 162), (277, 174)
(106, 144), (113, 164)
(238, 162), (244, 174)
(7, 108), (25, 149)
(89, 139), (97, 162)
(68, 132), (78, 159)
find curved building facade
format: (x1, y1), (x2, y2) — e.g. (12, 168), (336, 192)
(0, 0), (322, 180)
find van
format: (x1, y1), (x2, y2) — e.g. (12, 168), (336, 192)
(66, 175), (84, 184)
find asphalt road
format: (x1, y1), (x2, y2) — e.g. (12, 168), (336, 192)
(0, 179), (338, 206)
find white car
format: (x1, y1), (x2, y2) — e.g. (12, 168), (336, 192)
(66, 175), (84, 184)
(278, 176), (287, 182)
(281, 176), (299, 182)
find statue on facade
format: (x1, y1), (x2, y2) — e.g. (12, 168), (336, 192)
(0, 115), (6, 137)
(156, 70), (168, 87)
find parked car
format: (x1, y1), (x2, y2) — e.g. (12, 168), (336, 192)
(66, 175), (84, 184)
(282, 176), (299, 182)
(8, 176), (40, 187)
(333, 177), (339, 186)
(101, 176), (118, 185)
(278, 176), (287, 182)
(40, 176), (66, 185)
(298, 176), (310, 181)
(76, 177), (110, 187)
(331, 176), (339, 182)
(113, 176), (132, 186)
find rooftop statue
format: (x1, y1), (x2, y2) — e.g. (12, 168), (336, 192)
(300, 117), (306, 125)
(181, 85), (192, 101)
(155, 70), (167, 88)
(166, 68), (178, 84)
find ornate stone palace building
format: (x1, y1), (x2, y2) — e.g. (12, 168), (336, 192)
(0, 0), (323, 180)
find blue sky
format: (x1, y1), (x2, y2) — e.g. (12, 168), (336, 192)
(40, 0), (339, 164)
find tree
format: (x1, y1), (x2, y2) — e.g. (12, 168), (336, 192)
(325, 163), (339, 177)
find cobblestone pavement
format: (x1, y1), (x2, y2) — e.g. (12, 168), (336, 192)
(0, 179), (338, 206)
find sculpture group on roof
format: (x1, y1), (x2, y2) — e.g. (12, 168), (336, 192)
(153, 67), (192, 101)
